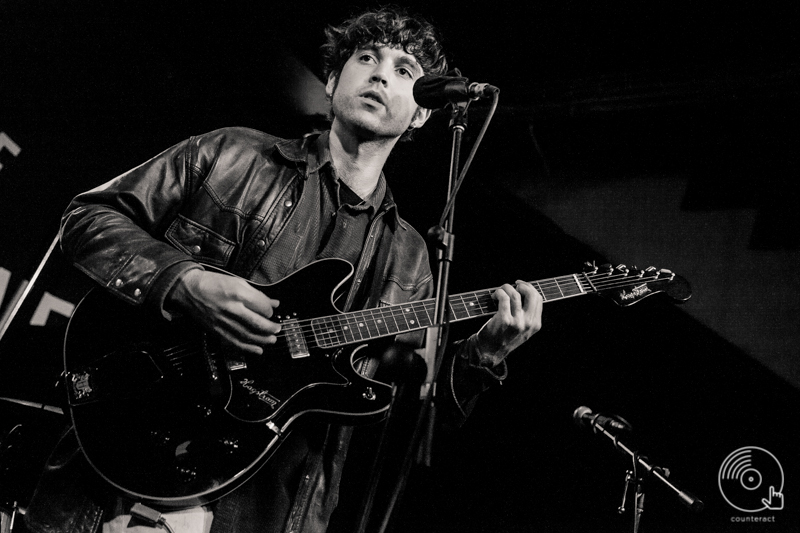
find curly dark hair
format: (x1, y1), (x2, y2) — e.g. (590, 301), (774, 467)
(321, 6), (448, 82)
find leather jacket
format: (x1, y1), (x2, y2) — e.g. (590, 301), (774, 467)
(26, 128), (505, 533)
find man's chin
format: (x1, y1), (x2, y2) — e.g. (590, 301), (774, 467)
(336, 115), (404, 141)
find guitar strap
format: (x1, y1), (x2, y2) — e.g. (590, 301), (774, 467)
(343, 222), (390, 314)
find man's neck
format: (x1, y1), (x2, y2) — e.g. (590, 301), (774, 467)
(328, 122), (398, 199)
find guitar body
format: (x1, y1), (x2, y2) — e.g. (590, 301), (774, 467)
(63, 258), (392, 509)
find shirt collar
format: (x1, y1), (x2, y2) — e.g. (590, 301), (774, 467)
(312, 130), (387, 213)
(274, 130), (404, 227)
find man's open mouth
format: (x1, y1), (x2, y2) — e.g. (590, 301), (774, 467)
(360, 91), (385, 105)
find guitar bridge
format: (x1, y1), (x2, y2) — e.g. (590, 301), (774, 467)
(280, 316), (310, 359)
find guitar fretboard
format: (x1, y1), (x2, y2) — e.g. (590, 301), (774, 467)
(311, 274), (589, 348)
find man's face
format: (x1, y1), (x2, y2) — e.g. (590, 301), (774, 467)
(327, 43), (430, 140)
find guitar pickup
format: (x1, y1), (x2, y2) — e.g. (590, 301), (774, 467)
(227, 359), (247, 371)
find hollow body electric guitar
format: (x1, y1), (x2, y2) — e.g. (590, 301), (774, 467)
(63, 258), (690, 509)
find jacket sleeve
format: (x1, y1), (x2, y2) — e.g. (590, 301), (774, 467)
(400, 276), (508, 428)
(438, 333), (507, 425)
(60, 137), (201, 312)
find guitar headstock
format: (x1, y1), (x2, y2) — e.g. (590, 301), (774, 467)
(583, 262), (692, 307)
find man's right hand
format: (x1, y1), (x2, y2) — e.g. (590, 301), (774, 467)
(166, 269), (281, 355)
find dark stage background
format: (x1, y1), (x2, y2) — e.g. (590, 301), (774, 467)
(1, 1), (799, 532)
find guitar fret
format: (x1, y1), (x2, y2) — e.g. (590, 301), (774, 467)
(371, 309), (391, 337)
(554, 279), (566, 298)
(539, 281), (562, 301)
(555, 276), (582, 298)
(312, 316), (343, 348)
(382, 306), (401, 334)
(351, 311), (370, 339)
(532, 282), (546, 299)
(366, 310), (383, 338)
(403, 305), (422, 330)
(449, 294), (474, 320)
(390, 306), (411, 332)
(476, 293), (495, 314)
(417, 302), (434, 327)
(346, 314), (364, 342)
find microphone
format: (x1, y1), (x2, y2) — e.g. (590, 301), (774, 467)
(573, 406), (632, 433)
(413, 74), (499, 109)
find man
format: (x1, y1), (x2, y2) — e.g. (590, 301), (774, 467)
(26, 7), (542, 533)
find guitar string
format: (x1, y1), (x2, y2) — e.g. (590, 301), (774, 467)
(268, 272), (665, 350)
(158, 271), (668, 362)
(208, 272), (661, 352)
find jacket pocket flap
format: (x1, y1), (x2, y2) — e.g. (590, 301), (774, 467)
(165, 215), (235, 267)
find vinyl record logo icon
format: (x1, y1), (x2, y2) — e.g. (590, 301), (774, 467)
(719, 446), (784, 512)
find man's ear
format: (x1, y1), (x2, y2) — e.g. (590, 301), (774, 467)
(409, 106), (432, 130)
(325, 71), (339, 98)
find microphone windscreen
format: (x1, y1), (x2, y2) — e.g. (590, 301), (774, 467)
(413, 75), (469, 109)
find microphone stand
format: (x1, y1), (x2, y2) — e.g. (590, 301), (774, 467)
(375, 99), (471, 533)
(586, 417), (704, 533)
(373, 87), (499, 532)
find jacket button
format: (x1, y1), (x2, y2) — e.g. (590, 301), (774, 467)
(256, 239), (266, 248)
(191, 245), (201, 254)
(114, 279), (124, 287)
(284, 200), (293, 207)
(134, 288), (141, 297)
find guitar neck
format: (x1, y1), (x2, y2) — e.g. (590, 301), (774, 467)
(312, 273), (591, 349)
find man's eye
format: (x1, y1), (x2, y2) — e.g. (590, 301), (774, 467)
(359, 54), (374, 62)
(397, 67), (412, 78)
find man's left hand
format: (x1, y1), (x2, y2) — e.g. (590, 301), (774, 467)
(474, 280), (543, 366)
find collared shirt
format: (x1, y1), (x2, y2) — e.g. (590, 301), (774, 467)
(254, 133), (387, 294)
(318, 168), (385, 257)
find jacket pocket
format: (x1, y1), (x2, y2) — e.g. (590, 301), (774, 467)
(165, 215), (236, 267)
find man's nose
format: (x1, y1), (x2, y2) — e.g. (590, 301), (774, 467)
(369, 64), (390, 86)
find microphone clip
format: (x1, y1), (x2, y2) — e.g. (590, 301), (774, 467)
(573, 406), (633, 434)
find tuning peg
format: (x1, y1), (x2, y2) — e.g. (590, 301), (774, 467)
(599, 263), (613, 274)
(629, 267), (645, 278)
(657, 268), (675, 280)
(583, 261), (598, 273)
(614, 264), (629, 274)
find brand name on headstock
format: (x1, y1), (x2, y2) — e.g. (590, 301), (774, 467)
(620, 284), (651, 301)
